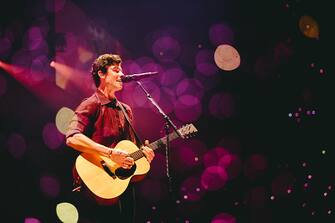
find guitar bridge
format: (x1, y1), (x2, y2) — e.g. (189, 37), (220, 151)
(100, 160), (117, 179)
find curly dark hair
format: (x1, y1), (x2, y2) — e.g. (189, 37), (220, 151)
(91, 54), (122, 87)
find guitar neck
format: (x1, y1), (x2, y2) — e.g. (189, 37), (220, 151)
(130, 130), (180, 161)
(150, 130), (181, 151)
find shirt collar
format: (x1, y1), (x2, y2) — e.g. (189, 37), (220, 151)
(95, 89), (117, 107)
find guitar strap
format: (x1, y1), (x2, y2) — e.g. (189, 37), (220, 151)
(116, 99), (143, 147)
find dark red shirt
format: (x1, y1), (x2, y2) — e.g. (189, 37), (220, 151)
(66, 90), (136, 148)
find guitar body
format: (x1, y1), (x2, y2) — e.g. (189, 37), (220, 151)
(75, 140), (150, 202)
(73, 123), (197, 203)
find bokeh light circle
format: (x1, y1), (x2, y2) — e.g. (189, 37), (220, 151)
(152, 35), (181, 62)
(203, 146), (230, 168)
(175, 78), (204, 100)
(201, 166), (228, 191)
(298, 15), (319, 39)
(214, 44), (240, 71)
(174, 94), (202, 122)
(56, 202), (79, 223)
(209, 22), (235, 47)
(55, 107), (75, 134)
(24, 217), (41, 223)
(195, 49), (219, 76)
(219, 154), (242, 179)
(159, 67), (185, 87)
(42, 122), (64, 150)
(122, 59), (141, 75)
(211, 212), (237, 223)
(39, 174), (60, 198)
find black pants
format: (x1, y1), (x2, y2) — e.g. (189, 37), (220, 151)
(72, 184), (136, 223)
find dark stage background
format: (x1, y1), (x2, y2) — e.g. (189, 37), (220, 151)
(0, 0), (333, 222)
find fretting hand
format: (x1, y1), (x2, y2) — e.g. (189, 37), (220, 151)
(141, 140), (155, 163)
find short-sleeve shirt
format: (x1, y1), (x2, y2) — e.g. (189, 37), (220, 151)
(66, 90), (136, 148)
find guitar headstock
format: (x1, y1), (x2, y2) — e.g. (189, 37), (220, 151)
(178, 123), (198, 139)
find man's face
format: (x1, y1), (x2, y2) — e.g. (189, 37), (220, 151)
(104, 63), (124, 92)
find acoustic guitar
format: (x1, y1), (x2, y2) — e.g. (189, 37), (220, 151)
(75, 123), (198, 202)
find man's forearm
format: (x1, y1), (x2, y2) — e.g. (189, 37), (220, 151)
(66, 133), (111, 157)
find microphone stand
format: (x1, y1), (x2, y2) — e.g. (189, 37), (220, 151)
(135, 81), (182, 196)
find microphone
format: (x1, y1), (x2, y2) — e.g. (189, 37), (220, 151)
(121, 71), (158, 83)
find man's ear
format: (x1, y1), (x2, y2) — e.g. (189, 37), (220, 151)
(98, 70), (105, 79)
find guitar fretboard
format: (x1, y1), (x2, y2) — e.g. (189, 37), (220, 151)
(129, 130), (180, 161)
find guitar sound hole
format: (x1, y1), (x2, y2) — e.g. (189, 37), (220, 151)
(115, 164), (136, 180)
